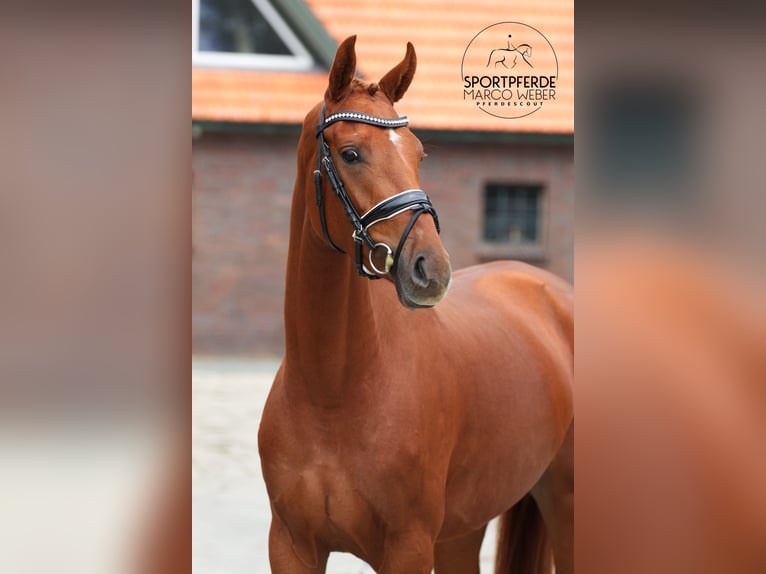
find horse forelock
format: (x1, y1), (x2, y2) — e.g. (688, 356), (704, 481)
(366, 82), (380, 96)
(326, 78), (395, 110)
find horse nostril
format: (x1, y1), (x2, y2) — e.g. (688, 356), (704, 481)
(412, 255), (429, 287)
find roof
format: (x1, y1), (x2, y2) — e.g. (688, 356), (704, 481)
(192, 0), (573, 134)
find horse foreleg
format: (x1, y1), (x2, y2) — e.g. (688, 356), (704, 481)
(434, 525), (487, 574)
(268, 515), (329, 574)
(531, 422), (574, 574)
(378, 529), (436, 574)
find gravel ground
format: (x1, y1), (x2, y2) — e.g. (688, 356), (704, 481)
(192, 358), (496, 574)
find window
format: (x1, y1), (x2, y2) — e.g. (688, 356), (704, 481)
(192, 0), (314, 70)
(483, 183), (543, 244)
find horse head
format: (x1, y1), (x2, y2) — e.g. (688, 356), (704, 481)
(305, 35), (452, 308)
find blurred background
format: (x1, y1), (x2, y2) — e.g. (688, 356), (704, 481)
(576, 2), (766, 572)
(575, 1), (766, 574)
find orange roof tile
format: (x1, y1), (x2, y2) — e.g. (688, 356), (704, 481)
(192, 0), (573, 134)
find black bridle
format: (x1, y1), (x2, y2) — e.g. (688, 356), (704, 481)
(313, 105), (440, 280)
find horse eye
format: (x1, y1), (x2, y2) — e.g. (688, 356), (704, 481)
(340, 149), (360, 164)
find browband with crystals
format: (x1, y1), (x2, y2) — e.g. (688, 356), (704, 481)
(316, 110), (409, 137)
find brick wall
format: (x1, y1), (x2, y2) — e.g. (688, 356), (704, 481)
(193, 131), (573, 356)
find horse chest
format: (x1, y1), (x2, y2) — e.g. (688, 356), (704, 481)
(264, 403), (425, 555)
(269, 450), (394, 563)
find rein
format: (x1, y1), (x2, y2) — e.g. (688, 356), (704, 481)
(313, 105), (440, 279)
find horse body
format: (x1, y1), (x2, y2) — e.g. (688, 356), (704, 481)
(262, 260), (572, 570)
(259, 36), (573, 573)
(423, 262), (573, 537)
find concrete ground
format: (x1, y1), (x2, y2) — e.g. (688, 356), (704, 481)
(192, 358), (496, 574)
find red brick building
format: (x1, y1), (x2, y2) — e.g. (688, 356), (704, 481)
(192, 0), (573, 356)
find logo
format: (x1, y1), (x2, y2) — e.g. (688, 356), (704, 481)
(462, 22), (559, 119)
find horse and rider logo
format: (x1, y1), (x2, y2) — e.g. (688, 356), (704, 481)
(462, 22), (558, 119)
(487, 35), (533, 69)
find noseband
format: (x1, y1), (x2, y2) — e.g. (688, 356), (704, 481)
(313, 105), (440, 280)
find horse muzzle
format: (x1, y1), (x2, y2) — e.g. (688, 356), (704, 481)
(394, 247), (452, 308)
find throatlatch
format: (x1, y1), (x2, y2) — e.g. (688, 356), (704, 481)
(313, 105), (440, 280)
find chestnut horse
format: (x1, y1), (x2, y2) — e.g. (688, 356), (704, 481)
(259, 36), (573, 574)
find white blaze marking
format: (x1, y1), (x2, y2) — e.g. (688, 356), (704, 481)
(388, 129), (406, 161)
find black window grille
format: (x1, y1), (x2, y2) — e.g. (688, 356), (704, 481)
(483, 184), (543, 244)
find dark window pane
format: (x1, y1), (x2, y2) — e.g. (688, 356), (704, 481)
(483, 184), (542, 244)
(199, 0), (292, 55)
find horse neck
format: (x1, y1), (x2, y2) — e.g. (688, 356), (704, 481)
(282, 167), (384, 405)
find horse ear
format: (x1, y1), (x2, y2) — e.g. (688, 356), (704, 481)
(326, 35), (357, 102)
(379, 42), (417, 103)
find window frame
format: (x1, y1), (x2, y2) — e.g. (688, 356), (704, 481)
(477, 182), (548, 263)
(483, 182), (544, 245)
(192, 0), (314, 71)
